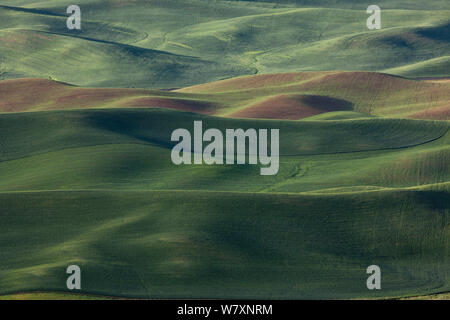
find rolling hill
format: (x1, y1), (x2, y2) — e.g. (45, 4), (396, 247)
(1, 72), (449, 120)
(0, 0), (449, 300)
(0, 108), (448, 299)
(0, 0), (449, 87)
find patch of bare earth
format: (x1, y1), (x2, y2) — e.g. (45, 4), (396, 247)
(228, 94), (352, 120)
(408, 104), (450, 120)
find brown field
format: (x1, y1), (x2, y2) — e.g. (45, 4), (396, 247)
(1, 72), (449, 120)
(228, 94), (353, 120)
(409, 104), (450, 120)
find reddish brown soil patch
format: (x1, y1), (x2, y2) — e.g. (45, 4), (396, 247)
(229, 94), (353, 120)
(0, 78), (216, 114)
(0, 78), (69, 112)
(408, 104), (450, 120)
(50, 88), (149, 109)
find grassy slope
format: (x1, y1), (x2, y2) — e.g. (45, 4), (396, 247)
(0, 188), (448, 299)
(1, 72), (450, 119)
(0, 0), (448, 300)
(0, 27), (247, 89)
(0, 108), (448, 299)
(384, 56), (450, 78)
(0, 0), (449, 88)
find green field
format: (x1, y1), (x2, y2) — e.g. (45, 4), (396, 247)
(0, 0), (449, 300)
(0, 108), (448, 299)
(0, 0), (449, 87)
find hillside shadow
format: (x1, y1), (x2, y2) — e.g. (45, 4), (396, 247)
(38, 30), (201, 59)
(0, 5), (64, 17)
(416, 22), (450, 42)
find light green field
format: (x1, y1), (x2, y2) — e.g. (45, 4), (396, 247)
(0, 0), (449, 88)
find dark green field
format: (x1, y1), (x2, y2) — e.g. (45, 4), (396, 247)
(0, 108), (448, 299)
(0, 0), (448, 299)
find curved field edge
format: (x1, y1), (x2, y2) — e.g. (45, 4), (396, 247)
(0, 108), (447, 194)
(1, 72), (449, 120)
(0, 108), (447, 161)
(0, 188), (448, 299)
